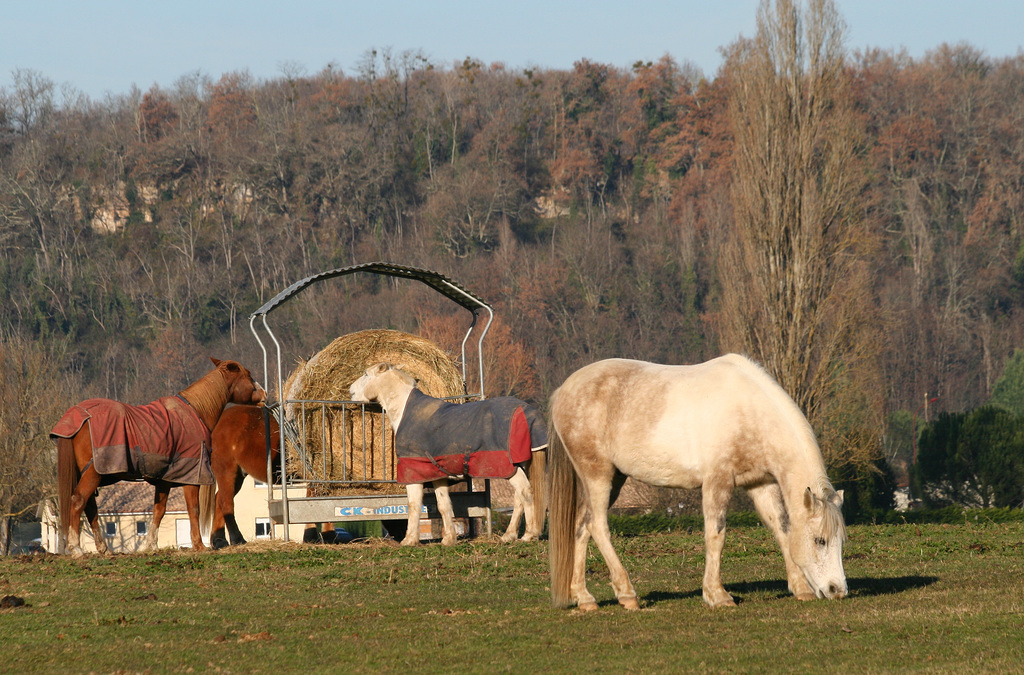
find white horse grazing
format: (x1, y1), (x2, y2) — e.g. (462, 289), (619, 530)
(349, 363), (548, 546)
(548, 355), (847, 610)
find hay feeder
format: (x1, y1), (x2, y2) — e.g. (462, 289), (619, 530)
(248, 262), (495, 541)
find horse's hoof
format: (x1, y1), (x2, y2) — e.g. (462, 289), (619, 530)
(619, 597), (640, 610)
(441, 537), (457, 546)
(500, 533), (516, 543)
(703, 592), (736, 609)
(400, 538), (420, 547)
(794, 591), (816, 601)
(577, 601), (599, 612)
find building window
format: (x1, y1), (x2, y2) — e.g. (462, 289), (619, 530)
(136, 521), (148, 536)
(255, 518), (271, 539)
(105, 521), (117, 537)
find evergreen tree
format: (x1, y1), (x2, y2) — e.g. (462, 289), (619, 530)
(915, 407), (1024, 508)
(991, 349), (1024, 418)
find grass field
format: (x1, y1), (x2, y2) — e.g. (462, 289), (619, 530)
(2, 520), (1022, 674)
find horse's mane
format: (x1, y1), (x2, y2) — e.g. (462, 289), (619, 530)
(726, 355), (846, 542)
(822, 497), (847, 542)
(728, 353), (829, 466)
(731, 354), (817, 435)
(179, 367), (229, 426)
(814, 477), (848, 542)
(384, 364), (417, 388)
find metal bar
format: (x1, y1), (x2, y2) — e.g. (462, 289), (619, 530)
(475, 305), (494, 399)
(249, 313), (270, 394)
(382, 407), (390, 479)
(341, 405), (348, 480)
(459, 312), (477, 391)
(263, 405), (275, 539)
(250, 262), (492, 318)
(252, 308), (292, 540)
(249, 314), (277, 537)
(363, 405), (370, 481)
(436, 279), (492, 394)
(320, 402), (328, 482)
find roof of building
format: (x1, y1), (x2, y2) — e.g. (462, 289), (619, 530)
(95, 481), (187, 515)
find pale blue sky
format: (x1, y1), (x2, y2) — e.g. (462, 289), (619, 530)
(4, 1), (1023, 100)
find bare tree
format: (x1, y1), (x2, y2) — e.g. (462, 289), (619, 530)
(0, 331), (77, 553)
(721, 0), (883, 472)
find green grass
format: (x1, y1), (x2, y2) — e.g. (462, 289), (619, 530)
(2, 522), (1023, 673)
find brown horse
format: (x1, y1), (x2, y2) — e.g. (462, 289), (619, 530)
(205, 405), (345, 548)
(208, 404), (279, 548)
(53, 358), (266, 556)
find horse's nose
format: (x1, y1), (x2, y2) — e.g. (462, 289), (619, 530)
(827, 582), (847, 599)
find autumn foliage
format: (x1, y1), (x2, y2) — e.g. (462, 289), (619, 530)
(3, 21), (1024, 506)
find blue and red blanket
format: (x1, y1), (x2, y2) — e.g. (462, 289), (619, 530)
(50, 395), (214, 485)
(395, 389), (548, 484)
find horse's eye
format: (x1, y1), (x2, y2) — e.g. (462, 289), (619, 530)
(814, 537), (827, 547)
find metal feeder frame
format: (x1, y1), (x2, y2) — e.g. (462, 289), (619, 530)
(248, 261), (495, 541)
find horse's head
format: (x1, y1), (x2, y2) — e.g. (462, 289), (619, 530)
(349, 362), (392, 403)
(790, 487), (847, 600)
(210, 357), (266, 406)
(349, 362), (417, 405)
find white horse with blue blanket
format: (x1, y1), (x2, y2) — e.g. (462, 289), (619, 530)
(548, 355), (847, 610)
(349, 363), (547, 546)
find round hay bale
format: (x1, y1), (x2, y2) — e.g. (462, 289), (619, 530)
(282, 329), (464, 496)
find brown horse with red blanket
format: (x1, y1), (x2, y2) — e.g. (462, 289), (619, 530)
(51, 358), (265, 556)
(141, 404), (280, 551)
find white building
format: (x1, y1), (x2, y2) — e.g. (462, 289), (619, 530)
(40, 476), (308, 553)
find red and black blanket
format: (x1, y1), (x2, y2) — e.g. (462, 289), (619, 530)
(395, 389), (548, 484)
(50, 395), (215, 485)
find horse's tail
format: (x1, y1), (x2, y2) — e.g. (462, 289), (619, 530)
(547, 418), (579, 608)
(57, 437), (78, 550)
(198, 483), (216, 544)
(528, 446), (547, 537)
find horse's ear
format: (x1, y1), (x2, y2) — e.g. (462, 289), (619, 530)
(374, 363), (390, 373)
(831, 489), (844, 507)
(210, 357), (222, 367)
(803, 487), (814, 511)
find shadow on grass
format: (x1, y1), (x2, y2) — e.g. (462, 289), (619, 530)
(845, 575), (939, 597)
(638, 575), (939, 607)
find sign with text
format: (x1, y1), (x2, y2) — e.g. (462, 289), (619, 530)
(334, 504), (428, 518)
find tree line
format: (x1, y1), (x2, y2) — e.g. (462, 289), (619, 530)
(2, 0), (1023, 531)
